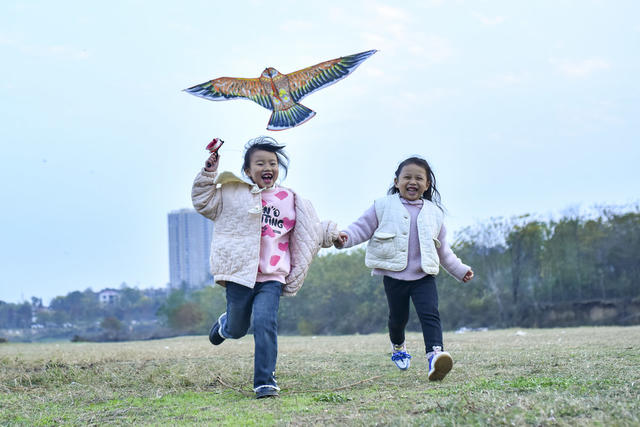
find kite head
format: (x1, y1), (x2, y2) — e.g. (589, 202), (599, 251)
(261, 67), (280, 79)
(206, 138), (224, 159)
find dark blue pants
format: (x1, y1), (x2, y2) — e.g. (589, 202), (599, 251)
(220, 281), (282, 391)
(383, 275), (443, 355)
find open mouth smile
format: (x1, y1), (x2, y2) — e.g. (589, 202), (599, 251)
(261, 172), (274, 183)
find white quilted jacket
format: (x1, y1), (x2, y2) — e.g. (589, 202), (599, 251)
(191, 170), (338, 296)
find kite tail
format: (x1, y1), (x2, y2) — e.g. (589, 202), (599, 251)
(267, 103), (316, 131)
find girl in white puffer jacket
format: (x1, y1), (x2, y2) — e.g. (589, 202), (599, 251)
(192, 136), (339, 399)
(335, 156), (474, 381)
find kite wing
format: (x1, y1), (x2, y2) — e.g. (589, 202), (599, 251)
(287, 50), (377, 103)
(183, 77), (274, 110)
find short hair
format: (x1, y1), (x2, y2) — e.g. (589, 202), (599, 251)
(241, 136), (290, 180)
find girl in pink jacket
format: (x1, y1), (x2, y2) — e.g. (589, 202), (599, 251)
(335, 156), (474, 381)
(192, 136), (339, 399)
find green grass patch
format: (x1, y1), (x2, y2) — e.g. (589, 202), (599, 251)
(1, 326), (639, 425)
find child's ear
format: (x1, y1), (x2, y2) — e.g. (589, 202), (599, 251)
(394, 177), (399, 190)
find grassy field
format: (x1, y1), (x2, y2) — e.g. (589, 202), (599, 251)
(1, 326), (639, 426)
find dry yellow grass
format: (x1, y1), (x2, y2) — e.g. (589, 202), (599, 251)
(1, 326), (639, 425)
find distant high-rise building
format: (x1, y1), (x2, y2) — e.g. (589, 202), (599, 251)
(168, 209), (214, 289)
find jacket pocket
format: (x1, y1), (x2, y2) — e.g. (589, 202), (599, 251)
(369, 232), (397, 259)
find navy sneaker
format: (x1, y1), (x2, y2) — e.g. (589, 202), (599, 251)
(391, 343), (412, 370)
(427, 346), (453, 381)
(255, 387), (279, 399)
(208, 312), (226, 345)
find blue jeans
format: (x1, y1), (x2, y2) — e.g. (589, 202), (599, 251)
(383, 275), (443, 354)
(219, 281), (282, 391)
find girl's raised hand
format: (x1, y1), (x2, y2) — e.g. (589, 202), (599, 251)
(462, 269), (474, 283)
(204, 153), (219, 172)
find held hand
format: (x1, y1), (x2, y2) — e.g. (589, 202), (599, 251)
(334, 232), (348, 249)
(462, 269), (474, 283)
(204, 152), (219, 172)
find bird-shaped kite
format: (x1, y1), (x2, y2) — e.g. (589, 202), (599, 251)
(184, 49), (377, 131)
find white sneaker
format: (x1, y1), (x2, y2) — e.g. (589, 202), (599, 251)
(427, 346), (453, 381)
(390, 343), (412, 371)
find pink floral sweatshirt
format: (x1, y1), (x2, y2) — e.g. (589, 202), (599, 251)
(191, 170), (339, 296)
(257, 187), (296, 284)
(342, 198), (470, 282)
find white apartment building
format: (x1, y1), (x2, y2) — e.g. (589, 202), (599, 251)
(168, 209), (214, 289)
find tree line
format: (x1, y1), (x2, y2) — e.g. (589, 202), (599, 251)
(157, 205), (640, 335)
(0, 288), (168, 341)
(1, 205), (638, 340)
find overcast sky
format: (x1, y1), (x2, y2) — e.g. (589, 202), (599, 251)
(1, 0), (638, 304)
